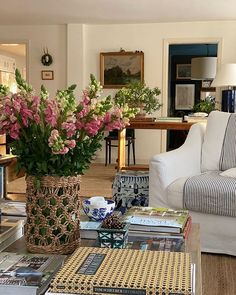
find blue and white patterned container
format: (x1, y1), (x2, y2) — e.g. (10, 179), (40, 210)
(112, 171), (149, 213)
(82, 196), (115, 221)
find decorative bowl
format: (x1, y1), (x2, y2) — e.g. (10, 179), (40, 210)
(82, 196), (115, 221)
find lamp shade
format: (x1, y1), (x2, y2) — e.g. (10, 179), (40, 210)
(191, 57), (217, 80)
(211, 63), (236, 87)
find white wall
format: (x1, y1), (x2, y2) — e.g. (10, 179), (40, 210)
(1, 21), (236, 165)
(0, 25), (67, 95)
(67, 21), (236, 164)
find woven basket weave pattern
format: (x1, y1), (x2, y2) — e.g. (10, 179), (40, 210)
(25, 175), (81, 254)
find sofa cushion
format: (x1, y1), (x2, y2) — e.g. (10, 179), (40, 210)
(220, 167), (236, 178)
(184, 171), (236, 217)
(201, 111), (230, 172)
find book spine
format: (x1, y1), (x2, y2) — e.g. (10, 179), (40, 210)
(183, 216), (192, 240)
(93, 286), (185, 295)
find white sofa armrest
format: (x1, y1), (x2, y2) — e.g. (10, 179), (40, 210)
(149, 122), (206, 207)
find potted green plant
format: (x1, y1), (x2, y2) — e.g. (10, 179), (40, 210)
(192, 95), (217, 114)
(114, 81), (162, 117)
(97, 214), (129, 248)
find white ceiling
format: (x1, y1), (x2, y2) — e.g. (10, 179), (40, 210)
(1, 0), (236, 25)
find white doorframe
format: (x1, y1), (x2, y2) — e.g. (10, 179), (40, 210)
(160, 37), (223, 152)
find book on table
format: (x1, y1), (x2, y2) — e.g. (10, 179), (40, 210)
(79, 210), (102, 239)
(0, 200), (26, 221)
(46, 246), (194, 295)
(0, 219), (24, 251)
(123, 207), (190, 234)
(127, 237), (185, 252)
(128, 215), (192, 240)
(80, 210), (121, 239)
(0, 252), (65, 295)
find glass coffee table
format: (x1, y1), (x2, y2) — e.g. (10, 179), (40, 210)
(6, 223), (202, 295)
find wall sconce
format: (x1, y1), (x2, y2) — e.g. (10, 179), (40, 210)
(41, 47), (53, 66)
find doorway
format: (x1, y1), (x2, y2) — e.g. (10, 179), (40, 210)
(0, 43), (27, 199)
(0, 43), (27, 93)
(161, 38), (222, 152)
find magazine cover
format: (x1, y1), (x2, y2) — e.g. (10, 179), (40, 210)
(0, 252), (65, 295)
(123, 207), (189, 232)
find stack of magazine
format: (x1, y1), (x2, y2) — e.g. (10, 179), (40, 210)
(0, 200), (26, 221)
(0, 252), (65, 295)
(123, 207), (192, 240)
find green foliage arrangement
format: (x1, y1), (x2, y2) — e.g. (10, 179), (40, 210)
(114, 81), (162, 115)
(192, 96), (216, 114)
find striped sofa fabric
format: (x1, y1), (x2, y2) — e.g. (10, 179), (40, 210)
(183, 114), (236, 216)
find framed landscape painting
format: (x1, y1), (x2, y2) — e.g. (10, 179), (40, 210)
(100, 51), (144, 88)
(176, 64), (191, 79)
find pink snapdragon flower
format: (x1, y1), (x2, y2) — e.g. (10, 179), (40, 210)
(65, 139), (76, 149)
(57, 146), (69, 154)
(45, 99), (59, 127)
(105, 119), (125, 132)
(84, 119), (102, 136)
(10, 122), (20, 139)
(82, 90), (90, 104)
(62, 122), (76, 137)
(32, 96), (40, 111)
(12, 96), (22, 112)
(33, 114), (41, 124)
(21, 106), (33, 127)
(77, 104), (89, 119)
(48, 129), (72, 155)
(103, 112), (112, 124)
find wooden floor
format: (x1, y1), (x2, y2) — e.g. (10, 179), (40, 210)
(6, 163), (236, 295)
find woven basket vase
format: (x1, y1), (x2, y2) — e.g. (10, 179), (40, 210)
(25, 175), (81, 254)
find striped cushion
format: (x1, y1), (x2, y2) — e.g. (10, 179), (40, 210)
(183, 171), (236, 217)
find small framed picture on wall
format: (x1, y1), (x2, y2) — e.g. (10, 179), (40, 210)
(175, 84), (195, 110)
(41, 70), (54, 80)
(176, 64), (191, 79)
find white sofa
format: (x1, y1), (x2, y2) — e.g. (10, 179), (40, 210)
(149, 111), (236, 255)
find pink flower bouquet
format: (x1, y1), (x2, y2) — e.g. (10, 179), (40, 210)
(0, 70), (138, 177)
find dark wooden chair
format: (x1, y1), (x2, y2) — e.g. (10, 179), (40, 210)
(104, 129), (135, 166)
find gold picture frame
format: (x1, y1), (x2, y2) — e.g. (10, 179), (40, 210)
(41, 70), (54, 80)
(176, 64), (191, 79)
(100, 51), (144, 88)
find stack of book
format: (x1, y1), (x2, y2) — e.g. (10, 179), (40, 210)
(0, 252), (65, 295)
(0, 219), (24, 251)
(123, 207), (192, 240)
(0, 200), (26, 221)
(80, 210), (121, 239)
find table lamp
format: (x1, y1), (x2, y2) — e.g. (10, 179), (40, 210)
(211, 63), (236, 112)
